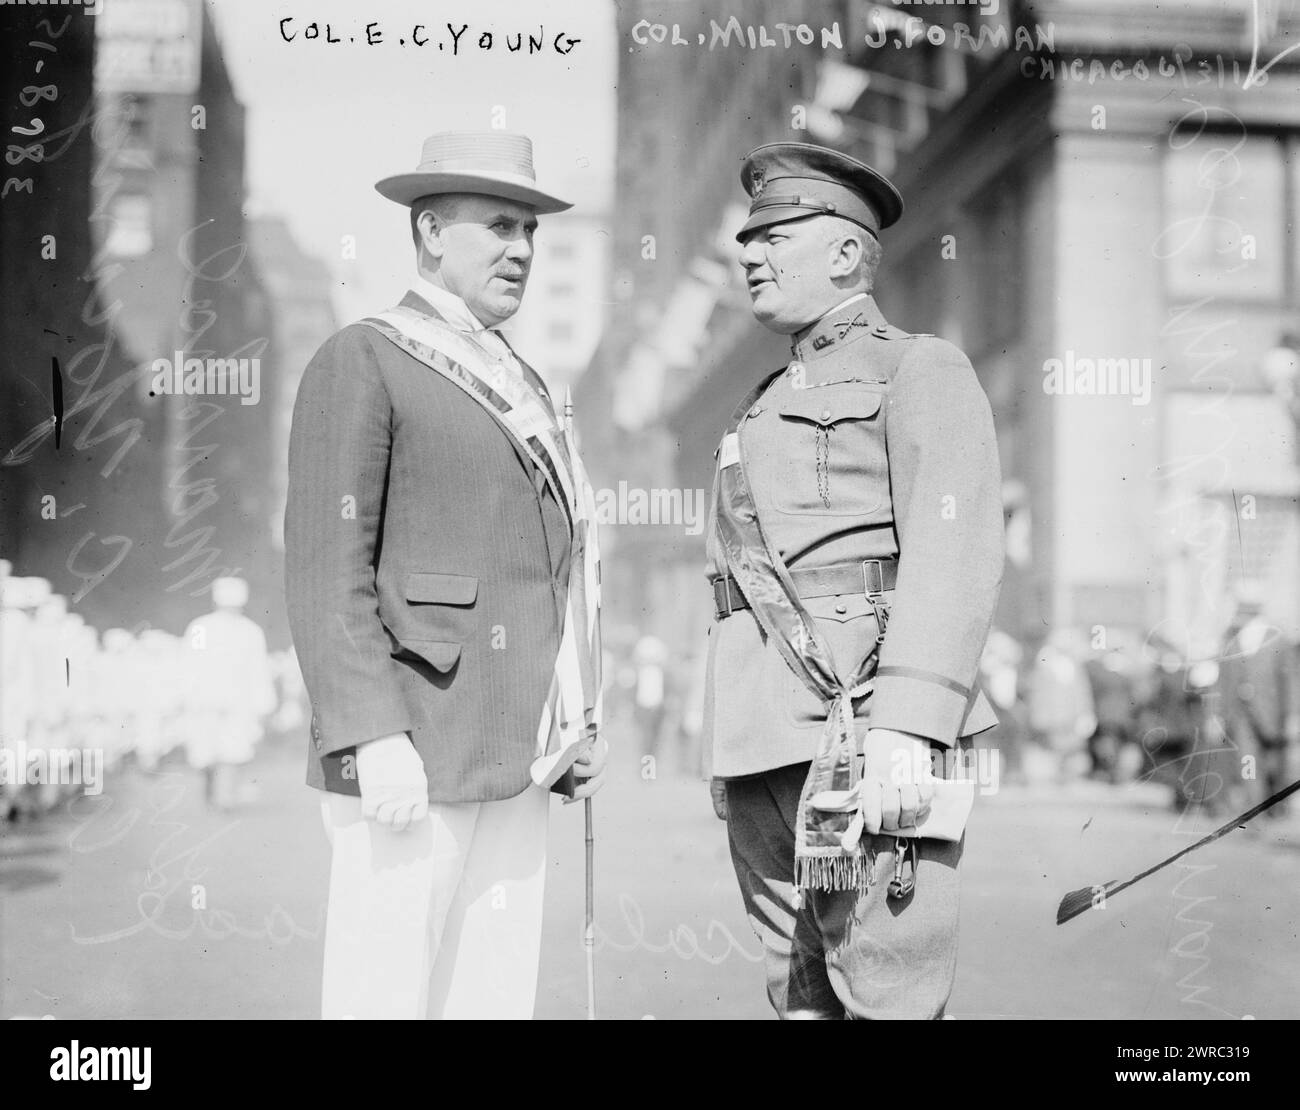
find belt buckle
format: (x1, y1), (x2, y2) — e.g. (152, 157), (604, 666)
(861, 559), (885, 598)
(717, 577), (734, 618)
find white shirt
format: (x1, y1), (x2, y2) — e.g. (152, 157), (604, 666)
(412, 274), (488, 331)
(411, 274), (515, 363)
(408, 273), (564, 435)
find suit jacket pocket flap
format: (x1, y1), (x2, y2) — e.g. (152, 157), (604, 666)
(406, 572), (479, 605)
(777, 386), (882, 426)
(396, 638), (462, 672)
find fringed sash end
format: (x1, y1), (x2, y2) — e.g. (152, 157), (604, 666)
(794, 849), (875, 896)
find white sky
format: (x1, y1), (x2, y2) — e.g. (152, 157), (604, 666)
(205, 0), (617, 321)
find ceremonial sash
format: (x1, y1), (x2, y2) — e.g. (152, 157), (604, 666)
(713, 369), (881, 895)
(361, 302), (602, 788)
(713, 369), (973, 896)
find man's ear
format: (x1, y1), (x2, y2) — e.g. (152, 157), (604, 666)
(416, 208), (445, 261)
(827, 230), (864, 280)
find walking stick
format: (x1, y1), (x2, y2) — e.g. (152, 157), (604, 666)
(584, 796), (596, 1020)
(1057, 776), (1300, 924)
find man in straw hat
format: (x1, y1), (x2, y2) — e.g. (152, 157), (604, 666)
(285, 131), (606, 1019)
(703, 142), (1003, 1018)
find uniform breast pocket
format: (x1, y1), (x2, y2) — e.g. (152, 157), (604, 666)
(395, 572), (479, 673)
(772, 385), (887, 518)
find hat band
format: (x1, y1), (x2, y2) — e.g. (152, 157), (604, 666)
(750, 194), (879, 240)
(753, 193), (839, 215)
(415, 155), (536, 180)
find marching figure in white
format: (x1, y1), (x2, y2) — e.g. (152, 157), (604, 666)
(183, 576), (276, 809)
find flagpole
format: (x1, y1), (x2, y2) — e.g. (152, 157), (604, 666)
(565, 385), (598, 1021)
(584, 796), (596, 1020)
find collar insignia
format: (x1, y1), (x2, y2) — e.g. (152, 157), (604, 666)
(833, 312), (870, 339)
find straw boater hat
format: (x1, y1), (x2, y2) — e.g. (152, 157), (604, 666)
(375, 131), (572, 213)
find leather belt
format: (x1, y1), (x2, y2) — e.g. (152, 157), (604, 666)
(713, 558), (898, 620)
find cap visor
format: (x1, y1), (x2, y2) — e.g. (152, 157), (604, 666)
(735, 206), (825, 242)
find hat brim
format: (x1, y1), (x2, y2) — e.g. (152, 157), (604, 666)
(375, 171), (572, 214)
(735, 206), (871, 243)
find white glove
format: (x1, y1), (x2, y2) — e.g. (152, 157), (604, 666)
(356, 732), (428, 832)
(569, 734), (610, 802)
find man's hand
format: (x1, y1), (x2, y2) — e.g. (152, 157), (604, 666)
(709, 778), (728, 821)
(857, 728), (935, 834)
(356, 732), (428, 832)
(568, 733), (609, 802)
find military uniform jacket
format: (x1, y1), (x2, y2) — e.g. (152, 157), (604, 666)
(704, 293), (1003, 778)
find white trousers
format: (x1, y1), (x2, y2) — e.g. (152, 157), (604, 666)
(318, 785), (550, 1020)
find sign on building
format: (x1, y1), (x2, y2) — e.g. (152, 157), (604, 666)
(95, 0), (201, 95)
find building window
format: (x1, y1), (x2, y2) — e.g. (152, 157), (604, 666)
(549, 282), (576, 299)
(104, 192), (153, 257)
(548, 321), (575, 343)
(124, 94), (151, 148)
(550, 242), (576, 262)
(1162, 133), (1286, 302)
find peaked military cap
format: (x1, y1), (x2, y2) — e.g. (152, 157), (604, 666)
(736, 142), (904, 242)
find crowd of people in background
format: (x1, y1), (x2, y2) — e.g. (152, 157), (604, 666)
(977, 583), (1297, 819)
(3, 559), (1296, 824)
(609, 583), (1298, 821)
(0, 561), (306, 823)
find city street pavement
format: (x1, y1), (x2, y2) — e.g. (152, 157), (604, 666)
(3, 734), (1298, 1020)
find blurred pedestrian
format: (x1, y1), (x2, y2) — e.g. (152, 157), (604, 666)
(30, 594), (75, 810)
(268, 647), (307, 741)
(95, 629), (138, 772)
(1083, 642), (1143, 783)
(140, 630), (186, 769)
(183, 577), (276, 809)
(633, 633), (668, 757)
(0, 573), (43, 821)
(1026, 628), (1096, 782)
(980, 628), (1028, 784)
(1216, 583), (1298, 819)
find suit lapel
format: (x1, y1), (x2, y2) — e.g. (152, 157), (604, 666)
(391, 291), (570, 585)
(395, 290), (543, 482)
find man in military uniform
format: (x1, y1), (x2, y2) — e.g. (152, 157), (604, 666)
(704, 143), (1004, 1019)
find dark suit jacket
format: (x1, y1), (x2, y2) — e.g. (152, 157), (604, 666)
(284, 292), (570, 802)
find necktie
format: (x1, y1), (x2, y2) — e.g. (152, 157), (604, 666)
(473, 330), (556, 503)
